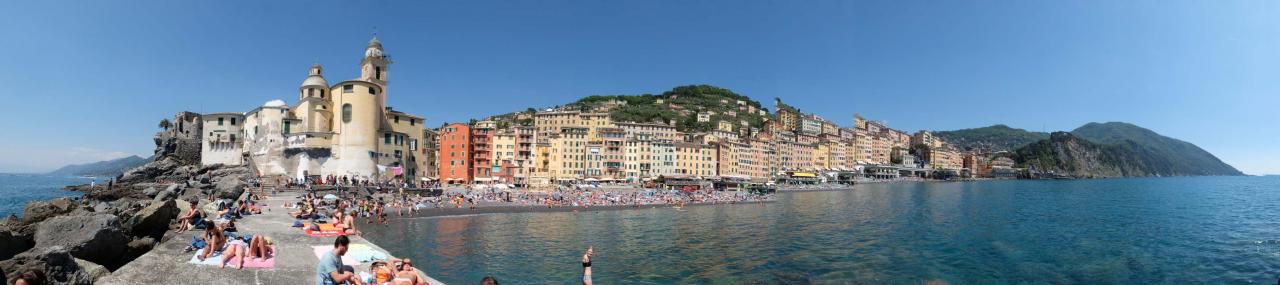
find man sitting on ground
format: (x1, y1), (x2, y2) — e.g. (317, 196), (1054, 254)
(316, 235), (363, 285)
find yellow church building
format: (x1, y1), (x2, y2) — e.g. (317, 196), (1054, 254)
(202, 36), (427, 182)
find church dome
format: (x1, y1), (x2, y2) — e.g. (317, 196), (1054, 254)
(263, 99), (287, 108)
(300, 64), (328, 87)
(300, 75), (328, 88)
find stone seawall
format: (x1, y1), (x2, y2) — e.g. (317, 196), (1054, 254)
(99, 189), (443, 284)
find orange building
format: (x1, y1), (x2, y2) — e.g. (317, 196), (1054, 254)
(439, 123), (473, 185)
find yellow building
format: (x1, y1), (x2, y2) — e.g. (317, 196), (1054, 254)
(674, 142), (716, 177)
(207, 36), (428, 181)
(547, 127), (589, 181)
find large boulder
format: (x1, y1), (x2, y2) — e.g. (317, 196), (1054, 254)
(200, 200), (221, 218)
(91, 201), (110, 213)
(0, 230), (33, 261)
(119, 157), (179, 184)
(34, 214), (129, 268)
(0, 246), (95, 285)
(142, 187), (159, 197)
(22, 198), (77, 224)
(124, 236), (157, 261)
(123, 199), (178, 238)
(73, 258), (109, 283)
(154, 188), (176, 202)
(213, 174), (248, 200)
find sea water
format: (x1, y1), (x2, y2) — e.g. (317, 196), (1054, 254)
(0, 174), (89, 217)
(363, 176), (1280, 284)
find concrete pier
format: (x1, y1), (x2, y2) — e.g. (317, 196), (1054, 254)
(99, 190), (444, 285)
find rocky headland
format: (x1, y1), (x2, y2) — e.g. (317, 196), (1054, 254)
(0, 121), (253, 284)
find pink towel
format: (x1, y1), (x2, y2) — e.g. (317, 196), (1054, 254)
(188, 246), (275, 268)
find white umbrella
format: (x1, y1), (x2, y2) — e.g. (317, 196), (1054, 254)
(322, 194), (338, 200)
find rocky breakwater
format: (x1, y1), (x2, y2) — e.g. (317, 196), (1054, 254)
(0, 155), (254, 284)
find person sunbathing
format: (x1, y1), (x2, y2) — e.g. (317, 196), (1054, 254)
(246, 235), (273, 260)
(289, 202), (308, 218)
(196, 221), (225, 262)
(372, 261), (394, 284)
(175, 200), (201, 233)
(390, 258), (425, 285)
(219, 235), (248, 269)
(341, 210), (359, 235)
(331, 210), (347, 231)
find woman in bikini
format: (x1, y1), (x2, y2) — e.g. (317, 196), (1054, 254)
(390, 258), (425, 285)
(246, 235), (273, 260)
(219, 235), (248, 269)
(196, 220), (226, 262)
(342, 209), (359, 235)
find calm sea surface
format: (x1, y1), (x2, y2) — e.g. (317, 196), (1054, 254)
(365, 176), (1280, 284)
(0, 174), (88, 217)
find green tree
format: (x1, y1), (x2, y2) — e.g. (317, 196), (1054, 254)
(159, 119), (172, 130)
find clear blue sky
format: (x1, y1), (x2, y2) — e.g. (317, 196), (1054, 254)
(1, 1), (1276, 174)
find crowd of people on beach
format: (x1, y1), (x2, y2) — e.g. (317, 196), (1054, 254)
(175, 189), (276, 270)
(293, 187), (608, 285)
(146, 177), (771, 284)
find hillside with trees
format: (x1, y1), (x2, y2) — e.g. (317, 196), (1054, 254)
(575, 85), (769, 133)
(1011, 123), (1243, 177)
(1070, 122), (1242, 176)
(934, 124), (1049, 152)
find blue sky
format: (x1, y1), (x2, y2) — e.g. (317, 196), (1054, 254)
(0, 1), (1276, 174)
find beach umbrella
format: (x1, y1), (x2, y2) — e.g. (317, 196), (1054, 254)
(323, 194), (338, 200)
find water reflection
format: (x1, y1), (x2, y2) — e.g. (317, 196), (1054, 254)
(363, 177), (1280, 284)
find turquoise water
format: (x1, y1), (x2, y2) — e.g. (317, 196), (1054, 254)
(0, 174), (89, 217)
(363, 176), (1280, 284)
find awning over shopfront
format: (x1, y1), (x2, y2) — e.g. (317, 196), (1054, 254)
(790, 172), (817, 178)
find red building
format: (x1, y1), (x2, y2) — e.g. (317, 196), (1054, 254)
(472, 121), (495, 183)
(439, 123), (473, 185)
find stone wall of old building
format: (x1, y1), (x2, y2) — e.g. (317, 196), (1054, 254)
(153, 112), (203, 165)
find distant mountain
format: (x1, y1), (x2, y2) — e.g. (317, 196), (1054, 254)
(1070, 122), (1242, 176)
(934, 124), (1049, 152)
(46, 155), (151, 177)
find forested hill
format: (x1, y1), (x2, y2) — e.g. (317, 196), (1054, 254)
(1012, 132), (1148, 177)
(1010, 123), (1242, 177)
(1070, 122), (1242, 176)
(934, 125), (1049, 152)
(574, 85), (768, 132)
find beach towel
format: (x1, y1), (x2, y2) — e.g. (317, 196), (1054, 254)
(311, 244), (386, 265)
(302, 223), (345, 236)
(187, 246), (276, 268)
(359, 272), (374, 284)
